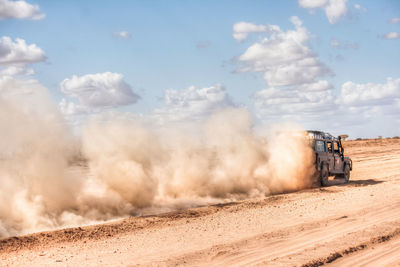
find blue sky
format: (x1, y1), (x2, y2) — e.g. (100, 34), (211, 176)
(1, 0), (400, 137)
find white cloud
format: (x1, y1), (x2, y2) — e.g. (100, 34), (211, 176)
(232, 22), (269, 42)
(59, 72), (140, 114)
(0, 36), (45, 65)
(383, 32), (400, 40)
(113, 31), (131, 39)
(237, 16), (331, 87)
(0, 0), (45, 20)
(298, 0), (348, 24)
(389, 17), (400, 24)
(253, 78), (400, 134)
(253, 93), (338, 133)
(152, 84), (234, 123)
(298, 80), (332, 91)
(298, 0), (328, 9)
(59, 98), (87, 116)
(353, 3), (366, 11)
(235, 17), (337, 129)
(325, 0), (348, 23)
(253, 80), (335, 123)
(335, 78), (400, 129)
(0, 36), (45, 77)
(0, 65), (34, 76)
(339, 77), (400, 106)
(330, 38), (358, 49)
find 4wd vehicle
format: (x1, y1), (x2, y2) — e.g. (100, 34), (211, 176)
(306, 130), (352, 186)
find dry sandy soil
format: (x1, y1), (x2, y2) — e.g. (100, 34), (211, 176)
(1, 138), (400, 266)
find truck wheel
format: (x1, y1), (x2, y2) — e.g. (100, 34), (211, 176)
(320, 164), (329, 187)
(343, 164), (350, 183)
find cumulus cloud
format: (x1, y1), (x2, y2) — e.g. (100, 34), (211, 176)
(383, 32), (400, 40)
(389, 17), (400, 24)
(59, 98), (87, 116)
(236, 16), (332, 87)
(0, 65), (34, 76)
(339, 77), (400, 106)
(0, 0), (45, 20)
(0, 36), (45, 76)
(232, 22), (269, 42)
(253, 81), (335, 123)
(0, 36), (45, 65)
(335, 78), (400, 128)
(298, 0), (348, 24)
(152, 84), (234, 123)
(253, 77), (400, 133)
(113, 31), (131, 39)
(298, 0), (328, 9)
(330, 38), (358, 49)
(234, 17), (336, 129)
(298, 80), (332, 91)
(59, 72), (140, 115)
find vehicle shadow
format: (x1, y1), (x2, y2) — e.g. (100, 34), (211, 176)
(347, 179), (384, 186)
(327, 178), (384, 187)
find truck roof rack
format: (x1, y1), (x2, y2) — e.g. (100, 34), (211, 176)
(306, 130), (338, 141)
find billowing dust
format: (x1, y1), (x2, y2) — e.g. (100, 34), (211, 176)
(0, 82), (315, 238)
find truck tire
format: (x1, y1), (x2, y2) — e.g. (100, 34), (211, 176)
(320, 164), (329, 187)
(343, 164), (350, 183)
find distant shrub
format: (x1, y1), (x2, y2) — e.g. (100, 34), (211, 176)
(393, 136), (400, 139)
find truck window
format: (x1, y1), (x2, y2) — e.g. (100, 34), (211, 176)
(315, 140), (325, 152)
(334, 142), (340, 154)
(327, 142), (333, 153)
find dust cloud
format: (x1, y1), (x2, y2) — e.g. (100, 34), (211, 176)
(0, 82), (315, 238)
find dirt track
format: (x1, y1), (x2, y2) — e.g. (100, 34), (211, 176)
(1, 138), (400, 266)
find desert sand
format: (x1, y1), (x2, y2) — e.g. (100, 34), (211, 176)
(1, 138), (399, 266)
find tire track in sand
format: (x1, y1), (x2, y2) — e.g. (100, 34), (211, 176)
(161, 201), (400, 266)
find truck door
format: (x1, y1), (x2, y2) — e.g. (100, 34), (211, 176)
(326, 141), (335, 171)
(314, 140), (325, 167)
(333, 141), (344, 172)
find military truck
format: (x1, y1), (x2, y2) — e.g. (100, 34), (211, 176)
(306, 130), (352, 186)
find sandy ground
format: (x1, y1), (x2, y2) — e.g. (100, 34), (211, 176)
(1, 138), (400, 266)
